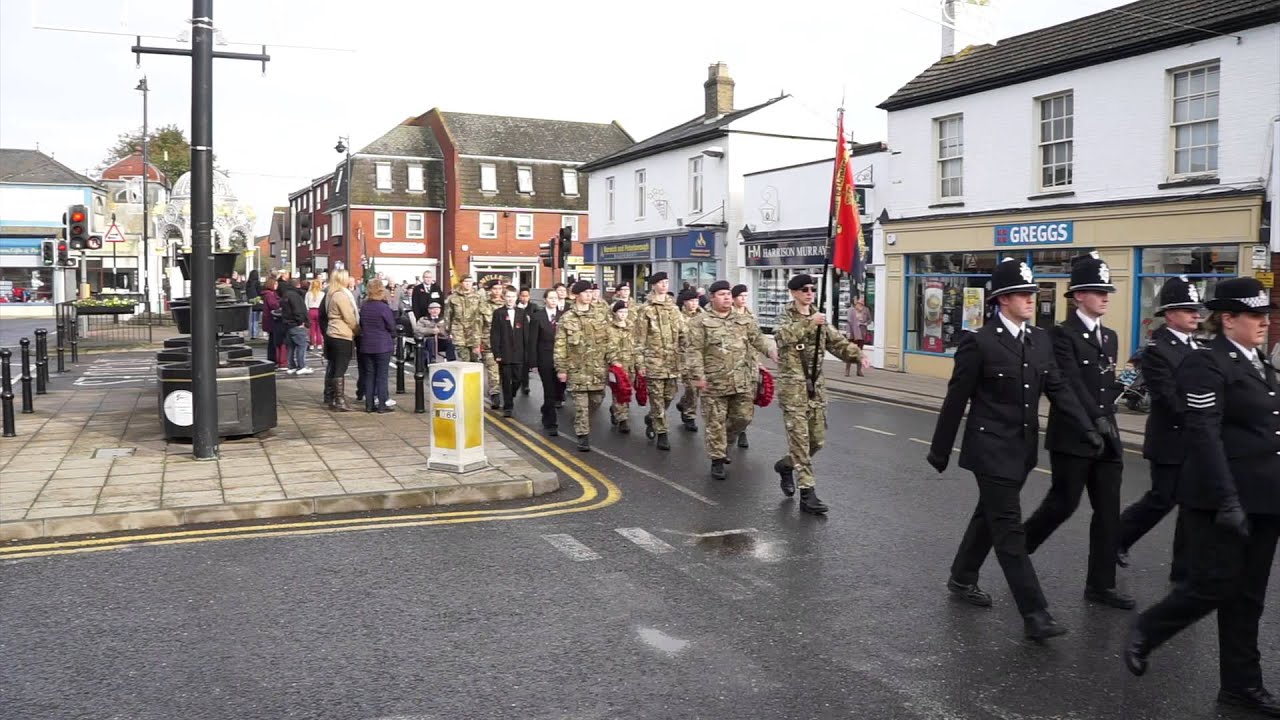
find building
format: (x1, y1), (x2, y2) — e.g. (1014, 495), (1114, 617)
(99, 152), (169, 305)
(290, 173), (334, 277)
(0, 148), (107, 306)
(741, 143), (889, 363)
(578, 63), (839, 298)
(878, 0), (1280, 377)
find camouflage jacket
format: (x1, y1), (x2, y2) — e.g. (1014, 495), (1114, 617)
(606, 318), (636, 374)
(684, 309), (770, 396)
(444, 289), (482, 347)
(632, 295), (686, 379)
(774, 302), (863, 390)
(478, 296), (505, 350)
(553, 304), (616, 390)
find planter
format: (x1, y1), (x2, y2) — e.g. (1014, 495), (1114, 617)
(156, 357), (277, 439)
(74, 305), (135, 316)
(170, 302), (251, 334)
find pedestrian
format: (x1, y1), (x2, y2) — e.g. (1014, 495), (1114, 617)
(633, 272), (685, 451)
(489, 286), (529, 418)
(696, 287), (708, 309)
(845, 296), (871, 377)
(605, 300), (636, 434)
(514, 287), (535, 396)
(772, 274), (868, 514)
(245, 269), (262, 339)
(1023, 252), (1133, 611)
(927, 258), (1101, 642)
(324, 269), (359, 412)
(1117, 275), (1201, 581)
(684, 280), (775, 480)
(1126, 277), (1279, 718)
(675, 288), (703, 432)
(528, 289), (564, 435)
(730, 283), (754, 448)
(356, 279), (396, 413)
(445, 275), (483, 362)
(553, 279), (618, 452)
(414, 302), (455, 364)
(305, 279), (325, 351)
(260, 276), (283, 368)
(411, 270), (445, 321)
(479, 279), (506, 409)
(280, 278), (312, 375)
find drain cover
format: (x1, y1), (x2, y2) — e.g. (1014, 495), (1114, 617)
(93, 448), (137, 459)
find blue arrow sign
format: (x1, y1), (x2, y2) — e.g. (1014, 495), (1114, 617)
(431, 369), (456, 401)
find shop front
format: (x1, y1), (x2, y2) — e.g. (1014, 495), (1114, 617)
(369, 240), (439, 287)
(667, 229), (721, 292)
(590, 238), (652, 296)
(741, 226), (877, 337)
(883, 192), (1264, 378)
(0, 236), (57, 303)
(468, 255), (537, 291)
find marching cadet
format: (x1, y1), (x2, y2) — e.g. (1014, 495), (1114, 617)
(1117, 275), (1201, 581)
(633, 272), (685, 451)
(774, 274), (868, 514)
(479, 279), (506, 409)
(684, 280), (776, 480)
(444, 275), (483, 362)
(731, 283), (753, 448)
(1127, 278), (1280, 718)
(605, 300), (636, 434)
(613, 282), (633, 308)
(1023, 252), (1133, 610)
(928, 258), (1102, 642)
(675, 288), (704, 432)
(554, 279), (619, 452)
(589, 283), (609, 320)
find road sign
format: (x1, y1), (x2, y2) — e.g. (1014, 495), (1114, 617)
(431, 368), (456, 401)
(1256, 270), (1274, 289)
(104, 223), (126, 243)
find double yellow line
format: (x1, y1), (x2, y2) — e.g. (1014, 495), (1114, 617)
(0, 413), (620, 561)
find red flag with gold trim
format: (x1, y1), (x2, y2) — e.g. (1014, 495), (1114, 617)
(830, 112), (860, 275)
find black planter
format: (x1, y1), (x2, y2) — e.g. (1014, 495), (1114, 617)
(156, 346), (253, 364)
(170, 302), (250, 334)
(156, 357), (277, 439)
(176, 252), (240, 281)
(163, 334), (248, 349)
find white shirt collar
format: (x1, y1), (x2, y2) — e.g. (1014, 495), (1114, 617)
(1075, 309), (1101, 332)
(1167, 327), (1191, 344)
(1227, 337), (1259, 362)
(996, 311), (1027, 338)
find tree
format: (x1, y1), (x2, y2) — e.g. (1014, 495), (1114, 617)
(99, 124), (213, 184)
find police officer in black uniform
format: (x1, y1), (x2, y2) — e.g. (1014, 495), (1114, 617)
(928, 258), (1102, 643)
(1126, 277), (1280, 718)
(1116, 275), (1201, 579)
(1022, 252), (1133, 609)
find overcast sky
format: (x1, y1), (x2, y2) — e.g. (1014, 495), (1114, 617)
(1, 0), (1129, 233)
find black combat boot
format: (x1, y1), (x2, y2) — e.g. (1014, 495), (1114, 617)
(655, 433), (670, 451)
(644, 416), (655, 439)
(682, 416), (698, 432)
(610, 414), (617, 426)
(577, 434), (590, 452)
(617, 420), (630, 434)
(737, 432), (748, 448)
(799, 487), (828, 515)
(710, 458), (726, 480)
(490, 393), (501, 410)
(775, 458), (795, 497)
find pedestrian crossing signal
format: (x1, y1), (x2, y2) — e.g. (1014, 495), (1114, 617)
(41, 239), (55, 266)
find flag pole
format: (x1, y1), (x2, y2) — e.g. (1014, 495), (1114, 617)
(807, 108), (843, 399)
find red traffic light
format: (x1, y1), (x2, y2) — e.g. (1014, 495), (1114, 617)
(70, 210), (85, 223)
(57, 242), (67, 252)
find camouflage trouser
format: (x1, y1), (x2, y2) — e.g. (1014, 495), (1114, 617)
(676, 383), (699, 420)
(701, 392), (755, 460)
(777, 393), (827, 489)
(483, 351), (500, 398)
(572, 389), (604, 436)
(455, 345), (477, 363)
(611, 402), (629, 424)
(645, 377), (679, 434)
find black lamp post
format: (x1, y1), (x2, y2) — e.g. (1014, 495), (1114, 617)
(335, 136), (351, 273)
(135, 77), (151, 312)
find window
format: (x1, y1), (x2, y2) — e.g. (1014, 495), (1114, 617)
(374, 211), (393, 238)
(375, 162), (392, 190)
(1171, 63), (1220, 175)
(635, 169), (647, 219)
(1135, 245), (1238, 347)
(515, 213), (534, 240)
(517, 166), (533, 194)
(321, 184), (328, 201)
(906, 252), (999, 354)
(605, 176), (616, 222)
(406, 212), (424, 239)
(560, 215), (578, 243)
(331, 211), (344, 236)
(936, 115), (963, 199)
(479, 212), (498, 239)
(407, 165), (424, 193)
(480, 163), (497, 193)
(689, 157), (703, 212)
(562, 169), (579, 196)
(1038, 92), (1073, 189)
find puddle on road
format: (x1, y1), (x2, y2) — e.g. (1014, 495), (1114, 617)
(693, 530), (788, 563)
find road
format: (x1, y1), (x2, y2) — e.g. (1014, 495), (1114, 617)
(1, 373), (1269, 719)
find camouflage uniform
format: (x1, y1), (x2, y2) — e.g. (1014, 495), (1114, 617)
(633, 293), (685, 435)
(444, 288), (482, 362)
(774, 301), (864, 489)
(605, 316), (636, 425)
(479, 295), (505, 401)
(676, 305), (704, 423)
(684, 307), (770, 460)
(553, 304), (617, 436)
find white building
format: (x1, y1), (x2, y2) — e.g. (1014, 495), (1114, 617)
(878, 0), (1280, 377)
(577, 63), (838, 297)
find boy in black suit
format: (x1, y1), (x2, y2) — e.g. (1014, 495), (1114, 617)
(527, 289), (564, 433)
(490, 287), (529, 418)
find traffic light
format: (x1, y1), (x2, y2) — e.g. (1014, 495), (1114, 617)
(558, 226), (572, 264)
(56, 240), (69, 267)
(41, 239), (55, 266)
(538, 240), (555, 269)
(299, 211), (312, 244)
(65, 204), (89, 250)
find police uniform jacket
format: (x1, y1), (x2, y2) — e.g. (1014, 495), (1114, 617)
(930, 319), (1093, 482)
(1175, 334), (1280, 515)
(1141, 326), (1197, 464)
(1044, 312), (1122, 460)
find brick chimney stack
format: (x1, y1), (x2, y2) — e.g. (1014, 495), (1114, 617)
(704, 62), (735, 118)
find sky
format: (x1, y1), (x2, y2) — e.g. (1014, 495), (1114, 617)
(0, 0), (1132, 234)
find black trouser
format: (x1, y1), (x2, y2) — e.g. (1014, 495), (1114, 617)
(499, 362), (524, 411)
(1119, 462), (1189, 581)
(1137, 510), (1279, 690)
(951, 473), (1047, 617)
(537, 363), (560, 429)
(324, 337), (354, 382)
(1025, 452), (1123, 590)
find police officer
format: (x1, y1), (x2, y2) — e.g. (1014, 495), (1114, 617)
(1117, 275), (1201, 580)
(928, 258), (1102, 642)
(676, 287), (703, 432)
(634, 272), (685, 451)
(554, 279), (618, 452)
(1126, 277), (1280, 717)
(1023, 252), (1133, 610)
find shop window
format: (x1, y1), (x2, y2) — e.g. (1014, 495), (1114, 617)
(0, 267), (55, 302)
(907, 275), (990, 355)
(678, 261), (716, 294)
(1134, 245), (1238, 347)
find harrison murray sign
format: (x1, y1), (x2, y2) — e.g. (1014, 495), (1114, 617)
(745, 240), (829, 267)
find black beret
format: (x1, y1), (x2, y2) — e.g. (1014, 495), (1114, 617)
(677, 288), (699, 304)
(708, 280), (732, 295)
(731, 284), (748, 297)
(570, 279), (592, 295)
(787, 274), (817, 291)
(648, 272), (668, 285)
(483, 278), (501, 289)
(611, 301), (628, 314)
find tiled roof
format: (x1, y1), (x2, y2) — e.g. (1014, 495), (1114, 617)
(879, 0), (1280, 111)
(578, 96), (786, 172)
(438, 111), (633, 162)
(0, 148), (102, 187)
(99, 153), (168, 184)
(358, 116), (443, 158)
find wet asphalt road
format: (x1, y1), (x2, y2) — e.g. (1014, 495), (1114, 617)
(2, 373), (1275, 720)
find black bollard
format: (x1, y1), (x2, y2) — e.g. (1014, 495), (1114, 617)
(395, 325), (406, 395)
(19, 338), (33, 414)
(34, 328), (48, 394)
(69, 317), (79, 364)
(56, 320), (66, 373)
(414, 338), (426, 414)
(1, 348), (15, 437)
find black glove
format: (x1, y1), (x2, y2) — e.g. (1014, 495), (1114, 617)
(1084, 430), (1105, 454)
(1093, 416), (1116, 438)
(926, 452), (948, 473)
(1215, 499), (1250, 537)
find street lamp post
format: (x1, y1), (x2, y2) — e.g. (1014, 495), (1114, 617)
(335, 136), (351, 275)
(135, 77), (151, 314)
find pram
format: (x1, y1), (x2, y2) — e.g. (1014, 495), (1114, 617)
(1117, 350), (1150, 413)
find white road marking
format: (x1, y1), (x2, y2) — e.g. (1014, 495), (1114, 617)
(573, 443), (718, 506)
(1033, 467), (1051, 475)
(614, 527), (675, 554)
(541, 533), (600, 561)
(659, 527), (759, 539)
(636, 626), (690, 656)
(855, 425), (895, 436)
(908, 437), (930, 445)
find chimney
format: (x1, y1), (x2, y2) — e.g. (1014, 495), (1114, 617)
(704, 62), (735, 118)
(941, 0), (956, 57)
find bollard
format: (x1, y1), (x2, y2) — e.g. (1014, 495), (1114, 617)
(56, 320), (66, 373)
(19, 338), (33, 414)
(34, 328), (48, 394)
(414, 338), (426, 414)
(69, 320), (79, 363)
(1, 348), (15, 437)
(395, 325), (406, 395)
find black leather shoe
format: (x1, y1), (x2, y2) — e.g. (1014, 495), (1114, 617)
(682, 417), (697, 432)
(737, 432), (748, 448)
(710, 458), (726, 480)
(656, 433), (670, 451)
(617, 420), (630, 434)
(722, 456), (731, 465)
(1124, 625), (1149, 677)
(522, 387), (530, 395)
(775, 459), (795, 497)
(1085, 587), (1136, 610)
(644, 416), (656, 440)
(547, 427), (558, 437)
(947, 578), (992, 607)
(1023, 611), (1068, 643)
(490, 394), (501, 410)
(799, 488), (828, 514)
(502, 409), (513, 418)
(577, 434), (590, 452)
(1218, 687), (1280, 717)
(1116, 548), (1131, 568)
(610, 414), (617, 426)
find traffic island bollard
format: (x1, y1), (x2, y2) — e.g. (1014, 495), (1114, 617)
(414, 339), (426, 414)
(19, 338), (34, 414)
(1, 348), (15, 437)
(34, 328), (48, 394)
(396, 325), (407, 395)
(56, 320), (66, 373)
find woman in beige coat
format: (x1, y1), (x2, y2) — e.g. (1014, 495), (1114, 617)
(324, 269), (360, 411)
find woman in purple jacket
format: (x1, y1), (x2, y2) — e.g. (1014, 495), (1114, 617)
(358, 279), (398, 413)
(260, 276), (282, 367)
